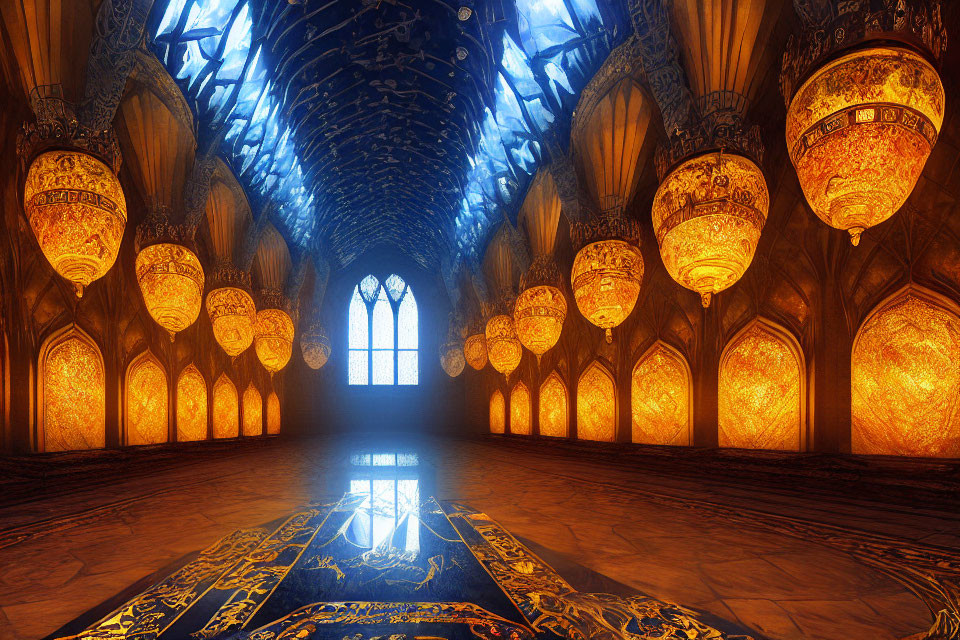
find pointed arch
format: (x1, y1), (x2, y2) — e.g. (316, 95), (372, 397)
(539, 372), (568, 438)
(577, 361), (616, 442)
(719, 318), (805, 451)
(176, 364), (207, 442)
(213, 373), (239, 439)
(490, 389), (505, 434)
(852, 285), (960, 457)
(125, 350), (168, 446)
(267, 392), (281, 435)
(38, 326), (105, 452)
(349, 274), (418, 385)
(242, 383), (263, 436)
(510, 381), (532, 435)
(632, 341), (692, 446)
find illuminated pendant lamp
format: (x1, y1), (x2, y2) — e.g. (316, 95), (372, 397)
(571, 77), (651, 342)
(134, 209), (205, 340)
(440, 314), (466, 378)
(301, 318), (331, 370)
(484, 232), (523, 378)
(255, 291), (295, 377)
(781, 2), (946, 246)
(207, 263), (257, 358)
(6, 0), (127, 299)
(120, 87), (204, 340)
(463, 327), (488, 371)
(514, 170), (566, 363)
(653, 0), (774, 307)
(204, 180), (257, 357)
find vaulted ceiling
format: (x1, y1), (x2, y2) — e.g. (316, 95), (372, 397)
(149, 0), (626, 269)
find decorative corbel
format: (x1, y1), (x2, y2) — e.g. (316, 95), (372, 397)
(499, 210), (531, 275)
(80, 0), (154, 132)
(183, 151), (219, 235)
(547, 153), (590, 226)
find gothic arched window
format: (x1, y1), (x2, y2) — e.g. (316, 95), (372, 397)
(349, 274), (418, 385)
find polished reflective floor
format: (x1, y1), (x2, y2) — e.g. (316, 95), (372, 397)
(0, 435), (949, 640)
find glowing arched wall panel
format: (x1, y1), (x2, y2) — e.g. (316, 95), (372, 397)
(213, 375), (239, 439)
(510, 382), (531, 435)
(632, 344), (691, 446)
(490, 390), (505, 434)
(267, 392), (281, 434)
(539, 373), (568, 438)
(177, 366), (207, 442)
(852, 291), (960, 457)
(42, 332), (105, 452)
(719, 323), (802, 451)
(577, 363), (616, 442)
(242, 385), (263, 436)
(126, 355), (168, 446)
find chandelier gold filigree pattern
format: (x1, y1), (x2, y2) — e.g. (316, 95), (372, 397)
(267, 392), (281, 435)
(42, 333), (105, 452)
(510, 382), (531, 435)
(213, 375), (239, 439)
(785, 47), (944, 246)
(571, 240), (644, 342)
(719, 323), (802, 451)
(852, 291), (960, 458)
(653, 152), (768, 307)
(577, 362), (616, 442)
(207, 287), (257, 358)
(539, 373), (567, 438)
(485, 314), (522, 378)
(126, 355), (168, 446)
(440, 340), (466, 377)
(24, 150), (127, 298)
(177, 366), (207, 442)
(464, 333), (488, 371)
(490, 389), (505, 434)
(135, 243), (205, 339)
(631, 344), (691, 446)
(514, 284), (566, 361)
(242, 385), (262, 437)
(301, 322), (331, 370)
(255, 308), (295, 375)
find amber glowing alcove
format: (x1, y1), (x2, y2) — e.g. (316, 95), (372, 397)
(125, 352), (168, 446)
(718, 320), (804, 451)
(632, 342), (692, 446)
(489, 389), (505, 434)
(242, 384), (263, 437)
(510, 382), (531, 435)
(213, 374), (240, 439)
(38, 327), (106, 452)
(577, 362), (616, 442)
(852, 287), (960, 458)
(267, 392), (281, 435)
(539, 372), (568, 438)
(177, 365), (207, 442)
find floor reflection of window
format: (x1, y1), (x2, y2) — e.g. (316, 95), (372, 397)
(348, 453), (420, 553)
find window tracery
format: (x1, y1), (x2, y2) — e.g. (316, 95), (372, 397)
(348, 274), (418, 386)
(539, 373), (568, 438)
(126, 352), (168, 446)
(510, 382), (532, 435)
(632, 343), (691, 446)
(242, 384), (262, 436)
(40, 329), (105, 452)
(213, 374), (239, 439)
(490, 390), (505, 434)
(577, 362), (616, 442)
(177, 365), (207, 442)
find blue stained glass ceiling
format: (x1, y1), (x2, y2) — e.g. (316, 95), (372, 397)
(148, 0), (626, 268)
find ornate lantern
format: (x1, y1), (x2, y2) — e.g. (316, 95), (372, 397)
(515, 260), (566, 362)
(781, 3), (946, 245)
(570, 208), (644, 343)
(652, 152), (768, 307)
(23, 150), (127, 298)
(255, 290), (295, 376)
(514, 170), (566, 362)
(301, 319), (331, 370)
(485, 312), (522, 379)
(135, 211), (205, 340)
(440, 313), (465, 378)
(463, 332), (488, 370)
(206, 264), (257, 358)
